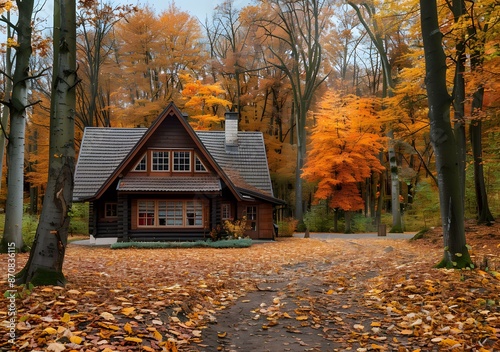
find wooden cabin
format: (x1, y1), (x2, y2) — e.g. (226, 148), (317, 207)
(73, 103), (283, 242)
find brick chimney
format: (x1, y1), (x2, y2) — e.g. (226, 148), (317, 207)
(225, 111), (239, 153)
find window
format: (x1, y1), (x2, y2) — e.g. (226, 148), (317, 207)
(246, 206), (257, 231)
(195, 155), (207, 172)
(138, 201), (155, 226)
(152, 151), (169, 171)
(221, 203), (231, 220)
(105, 203), (117, 218)
(137, 200), (204, 228)
(134, 154), (147, 171)
(173, 151), (191, 171)
(186, 201), (203, 226)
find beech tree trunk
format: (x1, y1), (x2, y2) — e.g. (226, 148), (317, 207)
(0, 1), (34, 252)
(419, 0), (471, 269)
(17, 0), (77, 285)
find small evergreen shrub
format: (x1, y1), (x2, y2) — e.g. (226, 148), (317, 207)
(304, 202), (335, 232)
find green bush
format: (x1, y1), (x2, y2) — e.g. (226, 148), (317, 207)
(350, 213), (377, 233)
(277, 217), (298, 237)
(303, 202), (335, 232)
(111, 238), (253, 249)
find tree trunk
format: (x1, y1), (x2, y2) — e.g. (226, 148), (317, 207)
(387, 130), (403, 232)
(1, 1), (35, 252)
(17, 0), (77, 286)
(470, 118), (494, 224)
(419, 0), (471, 269)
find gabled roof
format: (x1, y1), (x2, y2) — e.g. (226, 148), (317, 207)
(73, 103), (283, 205)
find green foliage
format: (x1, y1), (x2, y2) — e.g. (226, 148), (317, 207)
(111, 238), (253, 249)
(68, 203), (89, 236)
(404, 179), (441, 230)
(22, 214), (38, 251)
(350, 213), (377, 233)
(303, 202), (335, 232)
(4, 283), (34, 299)
(277, 217), (298, 237)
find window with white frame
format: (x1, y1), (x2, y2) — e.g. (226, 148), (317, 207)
(221, 203), (231, 220)
(137, 200), (204, 228)
(134, 154), (147, 171)
(152, 151), (170, 171)
(173, 151), (191, 171)
(246, 206), (257, 231)
(138, 201), (155, 226)
(195, 155), (207, 172)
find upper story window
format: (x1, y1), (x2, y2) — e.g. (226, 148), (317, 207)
(195, 155), (207, 172)
(152, 151), (170, 171)
(134, 154), (147, 171)
(173, 151), (191, 172)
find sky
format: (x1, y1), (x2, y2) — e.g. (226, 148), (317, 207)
(133, 0), (251, 20)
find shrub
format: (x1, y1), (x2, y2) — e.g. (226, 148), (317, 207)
(304, 202), (335, 232)
(277, 217), (298, 237)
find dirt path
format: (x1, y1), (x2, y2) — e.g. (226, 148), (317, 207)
(193, 240), (413, 352)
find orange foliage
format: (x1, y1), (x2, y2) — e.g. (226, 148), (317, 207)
(302, 92), (386, 211)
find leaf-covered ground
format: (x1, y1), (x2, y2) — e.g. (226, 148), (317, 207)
(0, 221), (498, 352)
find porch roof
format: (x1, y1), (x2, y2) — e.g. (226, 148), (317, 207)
(117, 176), (221, 192)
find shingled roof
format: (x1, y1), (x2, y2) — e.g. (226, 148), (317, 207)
(73, 127), (279, 203)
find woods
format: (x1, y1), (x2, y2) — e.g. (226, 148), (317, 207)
(0, 0), (498, 263)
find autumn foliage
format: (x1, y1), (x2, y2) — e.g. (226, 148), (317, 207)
(302, 93), (386, 211)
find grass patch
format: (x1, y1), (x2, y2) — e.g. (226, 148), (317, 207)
(111, 238), (253, 249)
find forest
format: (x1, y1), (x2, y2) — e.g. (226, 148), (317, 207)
(0, 0), (499, 249)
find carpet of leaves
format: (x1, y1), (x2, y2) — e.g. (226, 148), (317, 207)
(0, 221), (498, 352)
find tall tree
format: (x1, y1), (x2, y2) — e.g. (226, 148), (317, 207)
(0, 0), (35, 252)
(347, 0), (410, 232)
(302, 92), (385, 232)
(17, 0), (77, 285)
(257, 0), (329, 222)
(76, 0), (133, 129)
(419, 0), (471, 268)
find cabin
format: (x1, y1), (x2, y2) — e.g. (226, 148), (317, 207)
(73, 103), (284, 243)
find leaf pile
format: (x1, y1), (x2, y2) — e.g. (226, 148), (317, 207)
(0, 222), (498, 351)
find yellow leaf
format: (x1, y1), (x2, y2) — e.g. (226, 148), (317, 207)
(67, 289), (81, 295)
(124, 336), (143, 343)
(153, 329), (163, 342)
(70, 335), (83, 344)
(400, 329), (413, 335)
(122, 307), (136, 316)
(439, 338), (461, 347)
(142, 347), (154, 352)
(371, 321), (381, 327)
(283, 312), (292, 318)
(217, 331), (227, 338)
(44, 327), (57, 334)
(326, 289), (334, 295)
(84, 291), (97, 296)
(124, 322), (133, 335)
(61, 313), (71, 323)
(371, 344), (385, 350)
(42, 288), (53, 292)
(296, 315), (308, 321)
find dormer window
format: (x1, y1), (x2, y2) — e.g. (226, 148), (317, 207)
(152, 151), (170, 171)
(195, 155), (207, 172)
(173, 151), (191, 172)
(134, 154), (147, 171)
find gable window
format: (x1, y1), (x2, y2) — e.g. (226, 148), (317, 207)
(195, 155), (207, 172)
(137, 200), (204, 228)
(105, 203), (117, 218)
(173, 151), (191, 171)
(221, 203), (231, 220)
(246, 206), (257, 231)
(152, 151), (170, 171)
(134, 154), (147, 171)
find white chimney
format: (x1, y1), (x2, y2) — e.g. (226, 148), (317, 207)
(225, 111), (239, 153)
